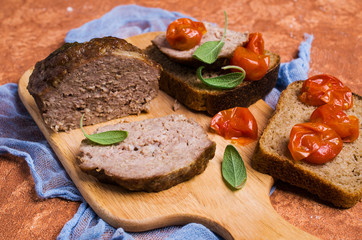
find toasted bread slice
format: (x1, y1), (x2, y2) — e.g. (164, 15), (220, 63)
(251, 81), (362, 208)
(144, 44), (280, 115)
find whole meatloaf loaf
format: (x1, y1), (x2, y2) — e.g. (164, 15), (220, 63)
(27, 37), (160, 132)
(78, 114), (216, 192)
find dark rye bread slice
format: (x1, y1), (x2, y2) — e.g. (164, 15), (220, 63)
(251, 81), (362, 208)
(78, 114), (216, 192)
(28, 37), (160, 132)
(145, 44), (280, 115)
(152, 23), (249, 67)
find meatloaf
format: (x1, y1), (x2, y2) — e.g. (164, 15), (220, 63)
(78, 114), (216, 192)
(28, 37), (160, 132)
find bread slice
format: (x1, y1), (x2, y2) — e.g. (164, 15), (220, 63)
(28, 37), (160, 132)
(78, 114), (216, 192)
(144, 44), (280, 116)
(251, 81), (362, 208)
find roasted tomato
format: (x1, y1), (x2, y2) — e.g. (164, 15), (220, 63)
(166, 18), (207, 51)
(246, 32), (265, 55)
(288, 122), (343, 164)
(210, 107), (258, 145)
(299, 74), (353, 110)
(230, 33), (270, 81)
(310, 104), (359, 142)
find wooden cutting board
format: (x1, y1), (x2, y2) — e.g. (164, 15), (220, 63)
(18, 32), (317, 240)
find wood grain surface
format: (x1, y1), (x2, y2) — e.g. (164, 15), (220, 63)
(17, 32), (317, 240)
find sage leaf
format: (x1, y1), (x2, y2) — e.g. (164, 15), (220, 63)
(192, 11), (228, 64)
(80, 114), (128, 145)
(222, 144), (247, 190)
(196, 65), (246, 89)
(193, 41), (225, 64)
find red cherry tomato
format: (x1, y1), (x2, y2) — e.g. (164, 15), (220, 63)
(210, 107), (258, 145)
(166, 18), (207, 51)
(230, 33), (270, 81)
(310, 104), (359, 143)
(299, 74), (353, 110)
(246, 32), (265, 55)
(288, 122), (343, 164)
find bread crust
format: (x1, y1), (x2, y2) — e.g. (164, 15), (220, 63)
(252, 81), (362, 208)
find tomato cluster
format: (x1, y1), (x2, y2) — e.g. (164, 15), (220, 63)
(288, 74), (359, 164)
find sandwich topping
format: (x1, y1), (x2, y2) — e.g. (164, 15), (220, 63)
(166, 18), (207, 51)
(164, 13), (270, 89)
(299, 74), (353, 109)
(288, 122), (343, 164)
(230, 33), (270, 81)
(289, 74), (359, 164)
(310, 104), (359, 143)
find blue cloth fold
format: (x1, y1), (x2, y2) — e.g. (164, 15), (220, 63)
(0, 4), (313, 240)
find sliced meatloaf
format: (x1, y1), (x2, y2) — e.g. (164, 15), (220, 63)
(28, 37), (160, 132)
(78, 114), (216, 192)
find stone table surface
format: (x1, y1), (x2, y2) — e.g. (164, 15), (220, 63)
(0, 0), (360, 239)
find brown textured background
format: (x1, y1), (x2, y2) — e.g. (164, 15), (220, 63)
(0, 0), (361, 239)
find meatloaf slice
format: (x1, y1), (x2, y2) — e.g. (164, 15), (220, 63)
(28, 37), (160, 132)
(78, 114), (216, 192)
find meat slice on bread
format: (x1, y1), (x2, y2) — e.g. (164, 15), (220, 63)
(28, 37), (160, 132)
(251, 81), (362, 208)
(78, 114), (216, 192)
(152, 23), (249, 67)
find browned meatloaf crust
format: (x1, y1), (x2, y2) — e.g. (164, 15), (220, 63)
(27, 37), (160, 132)
(78, 114), (216, 192)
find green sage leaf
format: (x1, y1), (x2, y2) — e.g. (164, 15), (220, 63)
(222, 144), (247, 190)
(80, 114), (128, 145)
(192, 11), (228, 64)
(196, 65), (245, 89)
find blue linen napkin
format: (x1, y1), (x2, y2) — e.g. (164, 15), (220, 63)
(0, 4), (313, 240)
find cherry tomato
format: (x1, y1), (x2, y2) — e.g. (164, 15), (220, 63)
(230, 33), (270, 81)
(210, 107), (258, 145)
(288, 122), (343, 164)
(310, 104), (359, 142)
(246, 32), (265, 55)
(166, 18), (207, 51)
(299, 74), (353, 110)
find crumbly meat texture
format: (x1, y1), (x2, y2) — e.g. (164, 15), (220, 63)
(145, 45), (280, 115)
(152, 23), (249, 67)
(78, 114), (216, 192)
(28, 37), (160, 132)
(251, 81), (362, 208)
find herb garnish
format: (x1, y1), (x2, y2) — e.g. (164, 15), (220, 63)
(222, 144), (247, 190)
(192, 11), (228, 64)
(196, 65), (245, 89)
(80, 114), (128, 145)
